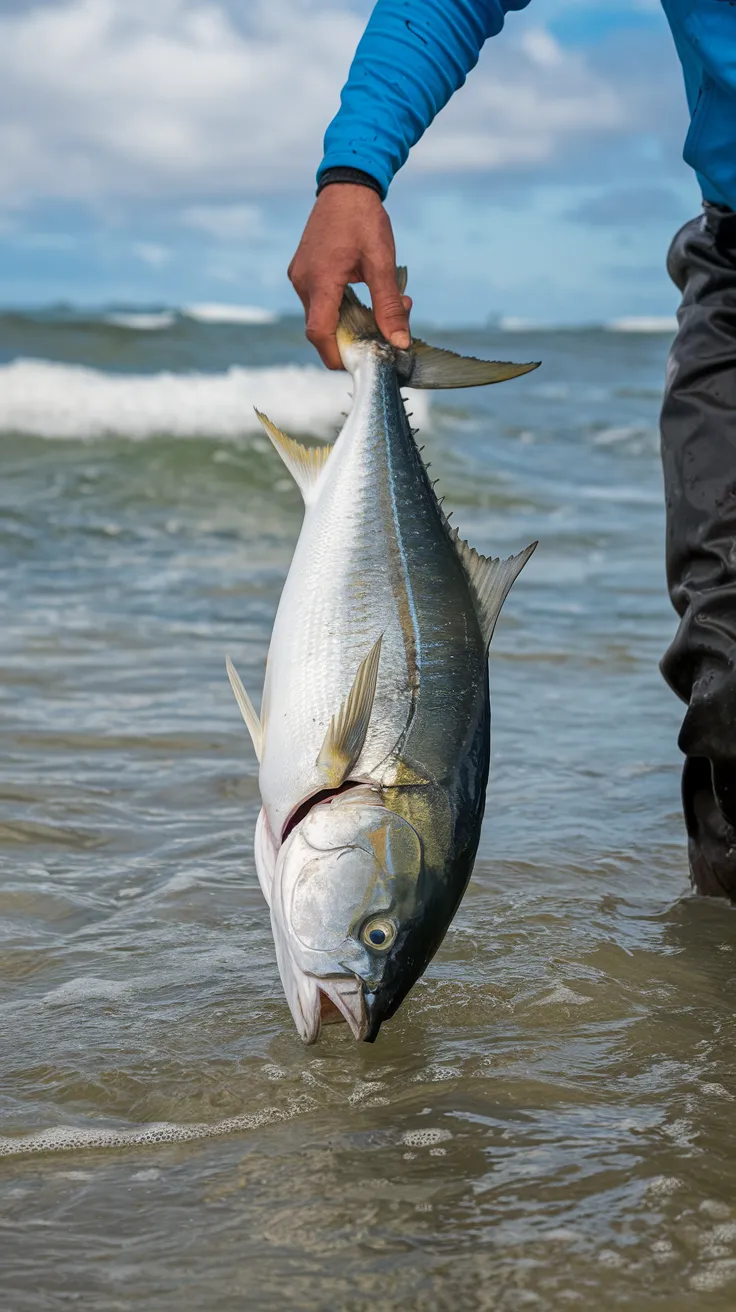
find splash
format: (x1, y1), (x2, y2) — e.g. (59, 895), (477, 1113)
(0, 359), (431, 441)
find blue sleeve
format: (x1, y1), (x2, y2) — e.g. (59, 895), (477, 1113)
(317, 0), (532, 198)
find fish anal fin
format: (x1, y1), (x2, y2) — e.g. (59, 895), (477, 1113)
(255, 409), (331, 503)
(316, 635), (383, 787)
(226, 655), (263, 761)
(451, 533), (537, 649)
(399, 340), (540, 390)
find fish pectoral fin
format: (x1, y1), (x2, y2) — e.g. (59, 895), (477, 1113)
(398, 340), (540, 390)
(226, 655), (263, 761)
(255, 409), (331, 503)
(316, 635), (383, 786)
(451, 533), (537, 649)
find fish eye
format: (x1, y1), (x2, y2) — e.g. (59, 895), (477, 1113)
(361, 918), (397, 951)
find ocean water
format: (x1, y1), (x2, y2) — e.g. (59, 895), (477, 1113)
(2, 309), (736, 1309)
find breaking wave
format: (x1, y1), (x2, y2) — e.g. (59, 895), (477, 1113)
(0, 358), (429, 441)
(182, 303), (278, 325)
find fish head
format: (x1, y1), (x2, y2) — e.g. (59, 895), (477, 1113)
(271, 785), (432, 1043)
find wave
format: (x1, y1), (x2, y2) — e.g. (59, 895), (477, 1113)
(498, 317), (561, 332)
(605, 316), (678, 334)
(105, 311), (177, 331)
(499, 315), (678, 334)
(183, 303), (278, 326)
(0, 358), (430, 440)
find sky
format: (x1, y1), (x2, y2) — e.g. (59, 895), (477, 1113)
(0, 0), (701, 323)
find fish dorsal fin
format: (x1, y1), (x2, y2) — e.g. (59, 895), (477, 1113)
(255, 410), (331, 504)
(398, 341), (539, 390)
(316, 635), (383, 786)
(226, 655), (263, 761)
(450, 532), (537, 649)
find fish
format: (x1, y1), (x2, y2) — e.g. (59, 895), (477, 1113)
(227, 270), (538, 1043)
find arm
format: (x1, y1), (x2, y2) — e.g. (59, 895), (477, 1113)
(289, 0), (531, 367)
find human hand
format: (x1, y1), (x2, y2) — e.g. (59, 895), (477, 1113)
(288, 184), (412, 370)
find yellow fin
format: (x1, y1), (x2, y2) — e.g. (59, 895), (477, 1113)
(316, 636), (383, 786)
(255, 410), (331, 503)
(226, 655), (263, 762)
(450, 533), (537, 649)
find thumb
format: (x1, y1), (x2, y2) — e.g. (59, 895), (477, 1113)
(369, 268), (411, 349)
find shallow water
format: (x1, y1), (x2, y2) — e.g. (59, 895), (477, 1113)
(2, 313), (736, 1309)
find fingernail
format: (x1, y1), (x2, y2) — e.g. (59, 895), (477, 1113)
(390, 331), (410, 349)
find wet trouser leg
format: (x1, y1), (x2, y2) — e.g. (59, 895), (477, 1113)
(661, 204), (736, 897)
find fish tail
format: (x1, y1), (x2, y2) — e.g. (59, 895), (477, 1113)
(336, 269), (539, 389)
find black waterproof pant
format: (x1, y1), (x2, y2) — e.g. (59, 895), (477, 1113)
(661, 203), (736, 897)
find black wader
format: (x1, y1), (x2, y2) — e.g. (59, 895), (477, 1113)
(661, 203), (736, 897)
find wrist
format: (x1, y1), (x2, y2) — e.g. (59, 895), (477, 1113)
(316, 167), (384, 200)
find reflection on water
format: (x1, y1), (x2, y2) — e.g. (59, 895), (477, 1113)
(2, 318), (736, 1308)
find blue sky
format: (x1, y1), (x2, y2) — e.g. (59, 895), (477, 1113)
(0, 0), (700, 323)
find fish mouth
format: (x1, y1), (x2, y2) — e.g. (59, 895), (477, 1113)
(278, 945), (371, 1044)
(317, 976), (368, 1040)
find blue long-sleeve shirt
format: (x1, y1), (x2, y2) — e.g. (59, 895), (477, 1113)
(317, 0), (736, 212)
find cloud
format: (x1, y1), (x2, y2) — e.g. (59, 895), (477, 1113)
(0, 0), (687, 215)
(0, 0), (699, 320)
(0, 0), (363, 207)
(181, 203), (262, 240)
(411, 26), (625, 175)
(132, 240), (171, 266)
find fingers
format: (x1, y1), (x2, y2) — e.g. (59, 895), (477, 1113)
(303, 289), (343, 370)
(288, 186), (413, 367)
(368, 266), (412, 349)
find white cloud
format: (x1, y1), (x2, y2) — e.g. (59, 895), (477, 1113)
(181, 203), (262, 240)
(411, 26), (624, 174)
(520, 27), (565, 69)
(0, 0), (674, 214)
(132, 240), (171, 266)
(0, 0), (362, 206)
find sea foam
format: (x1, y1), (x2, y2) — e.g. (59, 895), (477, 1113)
(0, 1096), (317, 1158)
(0, 358), (429, 441)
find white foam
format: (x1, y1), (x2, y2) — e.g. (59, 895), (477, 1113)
(605, 316), (677, 334)
(183, 303), (277, 326)
(0, 1095), (317, 1158)
(106, 312), (176, 331)
(400, 1128), (453, 1147)
(0, 358), (431, 441)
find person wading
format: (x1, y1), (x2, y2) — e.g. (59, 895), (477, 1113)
(288, 1), (736, 898)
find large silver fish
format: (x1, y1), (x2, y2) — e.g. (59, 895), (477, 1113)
(228, 274), (538, 1043)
